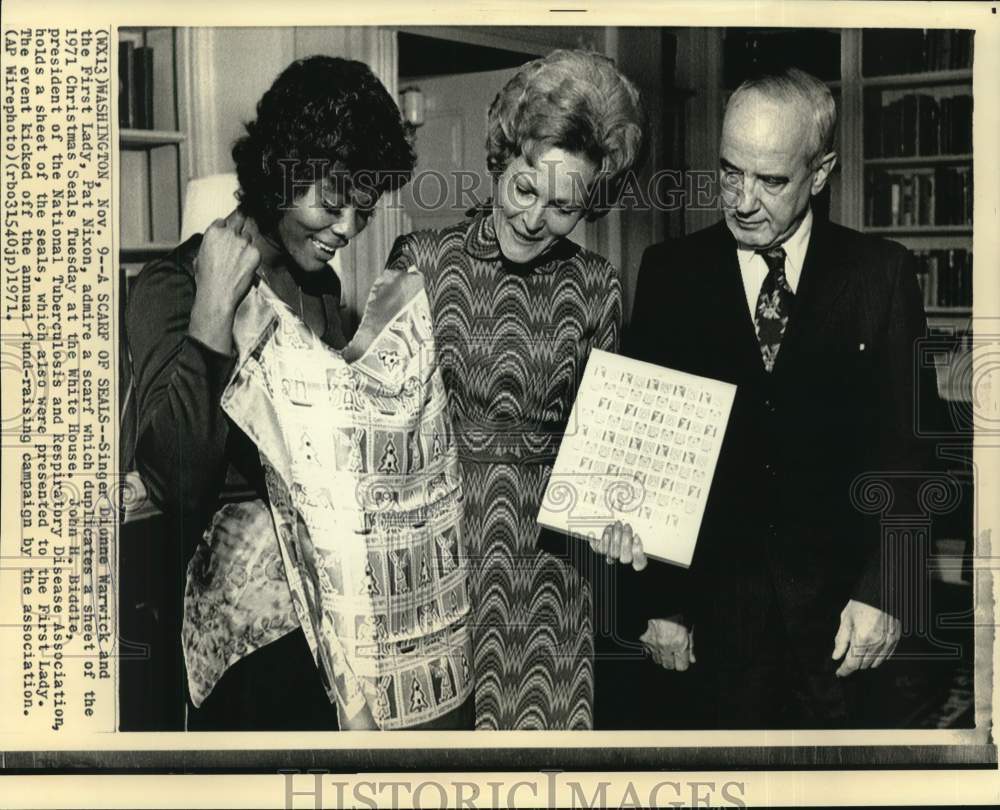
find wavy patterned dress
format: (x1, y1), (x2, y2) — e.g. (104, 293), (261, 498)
(387, 211), (622, 729)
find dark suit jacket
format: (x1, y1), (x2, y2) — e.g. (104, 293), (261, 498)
(622, 215), (938, 670)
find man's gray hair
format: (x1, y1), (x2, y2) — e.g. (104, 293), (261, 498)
(729, 67), (838, 163)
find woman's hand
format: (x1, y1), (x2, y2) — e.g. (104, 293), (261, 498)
(188, 209), (261, 356)
(589, 520), (647, 571)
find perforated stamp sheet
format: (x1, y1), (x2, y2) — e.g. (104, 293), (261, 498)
(0, 2), (998, 808)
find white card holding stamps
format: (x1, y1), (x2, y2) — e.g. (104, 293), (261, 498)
(538, 349), (737, 568)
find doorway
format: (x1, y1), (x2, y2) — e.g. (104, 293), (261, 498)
(397, 32), (534, 233)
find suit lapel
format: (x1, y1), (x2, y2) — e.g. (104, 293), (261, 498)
(709, 223), (769, 382)
(771, 215), (850, 376)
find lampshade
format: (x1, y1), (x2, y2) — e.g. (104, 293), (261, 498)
(180, 172), (240, 242)
(399, 86), (425, 128)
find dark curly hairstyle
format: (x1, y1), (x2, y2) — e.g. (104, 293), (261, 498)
(232, 55), (416, 233)
(486, 49), (647, 221)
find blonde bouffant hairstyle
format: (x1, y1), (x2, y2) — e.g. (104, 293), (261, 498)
(486, 49), (648, 220)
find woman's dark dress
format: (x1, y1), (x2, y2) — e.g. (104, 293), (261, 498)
(126, 234), (346, 730)
(386, 212), (622, 729)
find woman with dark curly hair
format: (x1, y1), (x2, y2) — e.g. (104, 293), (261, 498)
(126, 56), (473, 731)
(386, 49), (647, 729)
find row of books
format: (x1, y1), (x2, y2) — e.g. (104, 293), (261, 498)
(864, 92), (972, 158)
(913, 249), (972, 309)
(119, 42), (155, 130)
(862, 29), (974, 76)
(865, 167), (973, 228)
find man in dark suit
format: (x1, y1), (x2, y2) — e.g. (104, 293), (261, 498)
(599, 67), (936, 729)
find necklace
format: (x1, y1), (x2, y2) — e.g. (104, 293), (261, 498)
(249, 222), (309, 325)
(254, 232), (314, 327)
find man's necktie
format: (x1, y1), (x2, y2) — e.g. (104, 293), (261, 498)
(754, 246), (793, 373)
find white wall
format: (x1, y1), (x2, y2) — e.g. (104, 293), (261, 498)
(190, 28), (295, 177)
(192, 27), (408, 178)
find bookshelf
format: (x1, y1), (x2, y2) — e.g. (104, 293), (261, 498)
(860, 30), (973, 328)
(118, 27), (190, 525)
(715, 28), (974, 406)
(118, 27), (190, 280)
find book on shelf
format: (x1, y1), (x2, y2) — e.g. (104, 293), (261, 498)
(938, 94), (972, 154)
(118, 40), (135, 129)
(917, 93), (940, 156)
(865, 166), (971, 228)
(912, 248), (972, 309)
(917, 172), (935, 225)
(934, 165), (973, 226)
(134, 47), (155, 130)
(865, 89), (971, 158)
(118, 41), (155, 130)
(862, 29), (974, 76)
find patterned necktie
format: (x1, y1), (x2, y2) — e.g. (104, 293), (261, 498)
(754, 246), (793, 373)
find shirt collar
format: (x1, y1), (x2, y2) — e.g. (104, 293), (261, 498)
(736, 207), (813, 291)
